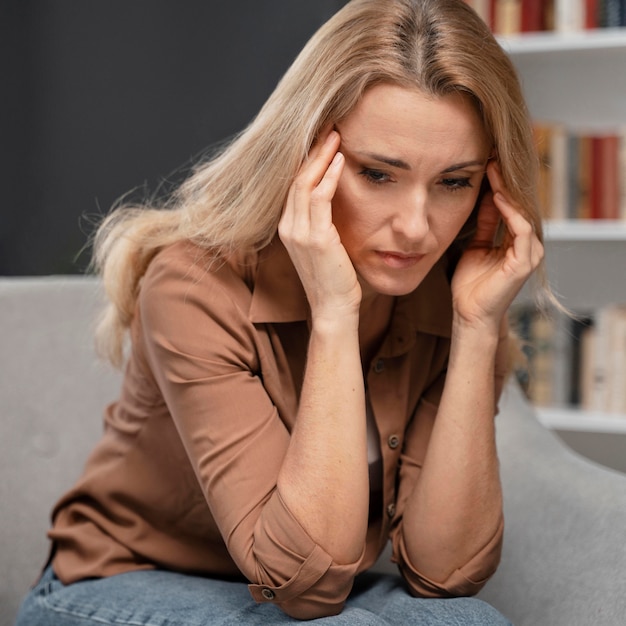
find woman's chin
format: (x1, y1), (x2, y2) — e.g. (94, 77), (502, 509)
(357, 268), (430, 299)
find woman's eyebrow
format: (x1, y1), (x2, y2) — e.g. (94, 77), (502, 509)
(440, 160), (486, 173)
(338, 134), (485, 173)
(337, 133), (411, 170)
(354, 151), (411, 170)
(350, 151), (485, 173)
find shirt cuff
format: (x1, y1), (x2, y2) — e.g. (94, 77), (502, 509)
(247, 490), (362, 618)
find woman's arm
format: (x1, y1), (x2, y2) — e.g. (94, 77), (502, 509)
(137, 131), (371, 620)
(399, 162), (544, 585)
(276, 129), (369, 564)
(400, 317), (503, 584)
(138, 240), (367, 619)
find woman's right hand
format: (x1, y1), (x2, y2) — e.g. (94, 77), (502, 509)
(278, 129), (362, 325)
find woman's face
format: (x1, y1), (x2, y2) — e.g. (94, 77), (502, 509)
(333, 83), (491, 299)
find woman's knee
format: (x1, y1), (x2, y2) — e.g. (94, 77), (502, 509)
(14, 566), (258, 626)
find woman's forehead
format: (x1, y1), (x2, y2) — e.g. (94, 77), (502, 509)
(338, 84), (490, 167)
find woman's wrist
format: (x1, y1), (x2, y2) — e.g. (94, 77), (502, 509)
(310, 309), (360, 337)
(450, 312), (501, 364)
(451, 309), (502, 339)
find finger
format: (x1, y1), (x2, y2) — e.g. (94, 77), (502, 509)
(292, 131), (341, 229)
(309, 151), (345, 231)
(278, 181), (297, 237)
(296, 129), (341, 189)
(493, 192), (538, 269)
(493, 192), (532, 239)
(469, 189), (500, 248)
(306, 124), (335, 163)
(281, 131), (342, 239)
(486, 160), (531, 248)
(486, 159), (506, 196)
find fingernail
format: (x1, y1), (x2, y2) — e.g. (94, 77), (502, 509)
(326, 130), (339, 144)
(331, 152), (344, 168)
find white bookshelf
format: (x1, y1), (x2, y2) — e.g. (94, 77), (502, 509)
(499, 28), (626, 53)
(536, 406), (626, 434)
(503, 29), (626, 435)
(544, 219), (626, 241)
(499, 29), (626, 129)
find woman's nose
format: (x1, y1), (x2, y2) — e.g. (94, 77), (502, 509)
(392, 192), (430, 241)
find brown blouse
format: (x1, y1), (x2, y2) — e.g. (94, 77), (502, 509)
(49, 238), (507, 619)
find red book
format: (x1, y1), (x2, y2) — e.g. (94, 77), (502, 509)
(586, 0), (600, 28)
(522, 0), (546, 31)
(590, 135), (621, 219)
(590, 136), (604, 219)
(601, 135), (620, 219)
(577, 135), (593, 219)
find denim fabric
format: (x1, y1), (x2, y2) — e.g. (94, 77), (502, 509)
(16, 566), (512, 625)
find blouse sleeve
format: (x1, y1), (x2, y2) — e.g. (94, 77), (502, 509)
(389, 318), (511, 597)
(137, 249), (360, 619)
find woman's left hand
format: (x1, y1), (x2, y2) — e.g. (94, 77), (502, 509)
(451, 160), (544, 330)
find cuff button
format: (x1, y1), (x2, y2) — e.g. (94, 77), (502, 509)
(261, 588), (275, 601)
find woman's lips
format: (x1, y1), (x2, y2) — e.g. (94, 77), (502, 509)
(377, 251), (424, 269)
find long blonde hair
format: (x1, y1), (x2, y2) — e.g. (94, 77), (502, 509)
(94, 0), (543, 366)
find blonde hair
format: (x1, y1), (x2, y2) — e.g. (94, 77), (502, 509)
(94, 0), (544, 366)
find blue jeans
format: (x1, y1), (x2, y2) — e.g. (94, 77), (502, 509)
(16, 565), (512, 625)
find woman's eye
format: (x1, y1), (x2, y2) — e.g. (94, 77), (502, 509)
(440, 177), (472, 192)
(359, 169), (391, 185)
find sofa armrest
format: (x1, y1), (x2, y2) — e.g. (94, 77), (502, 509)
(478, 380), (626, 625)
(0, 277), (123, 626)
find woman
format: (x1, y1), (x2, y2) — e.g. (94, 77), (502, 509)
(17, 0), (545, 623)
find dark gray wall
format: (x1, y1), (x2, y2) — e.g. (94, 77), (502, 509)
(1, 0), (347, 274)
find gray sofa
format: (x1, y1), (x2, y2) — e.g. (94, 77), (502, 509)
(2, 276), (626, 626)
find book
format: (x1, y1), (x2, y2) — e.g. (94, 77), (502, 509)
(494, 0), (523, 34)
(549, 124), (569, 220)
(590, 136), (604, 219)
(532, 124), (624, 220)
(590, 134), (620, 219)
(584, 305), (626, 413)
(579, 321), (596, 410)
(617, 129), (626, 219)
(462, 0), (494, 28)
(576, 134), (592, 219)
(600, 134), (620, 219)
(511, 304), (626, 416)
(534, 124), (553, 219)
(522, 0), (548, 31)
(585, 0), (600, 28)
(565, 132), (580, 218)
(555, 0), (585, 31)
(607, 306), (626, 413)
(598, 0), (624, 27)
(569, 316), (594, 406)
(510, 307), (570, 407)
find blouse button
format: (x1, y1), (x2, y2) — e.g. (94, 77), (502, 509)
(373, 359), (385, 373)
(261, 588), (275, 601)
(386, 503), (396, 519)
(388, 434), (400, 449)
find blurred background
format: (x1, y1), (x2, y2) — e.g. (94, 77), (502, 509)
(1, 0), (348, 275)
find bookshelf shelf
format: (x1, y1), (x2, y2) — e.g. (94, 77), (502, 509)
(544, 220), (626, 241)
(498, 27), (626, 54)
(536, 407), (626, 434)
(500, 29), (626, 128)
